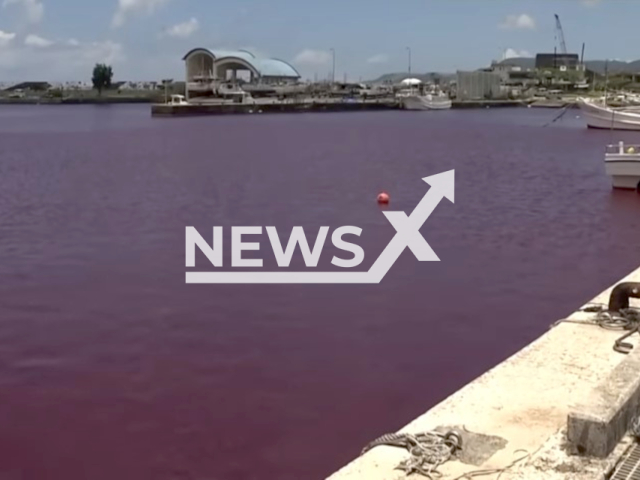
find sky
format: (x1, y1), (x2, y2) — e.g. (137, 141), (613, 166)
(0, 0), (636, 82)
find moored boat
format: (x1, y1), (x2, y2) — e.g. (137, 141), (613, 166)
(402, 92), (452, 110)
(168, 94), (189, 106)
(396, 79), (452, 111)
(577, 97), (640, 130)
(605, 141), (640, 189)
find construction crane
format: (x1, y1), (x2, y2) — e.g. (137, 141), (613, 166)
(554, 14), (568, 54)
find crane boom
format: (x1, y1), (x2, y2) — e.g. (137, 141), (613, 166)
(554, 14), (568, 54)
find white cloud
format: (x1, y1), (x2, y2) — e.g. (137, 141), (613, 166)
(367, 54), (388, 64)
(293, 49), (332, 66)
(0, 38), (125, 80)
(112, 0), (170, 28)
(0, 30), (16, 47)
(238, 46), (263, 57)
(2, 0), (44, 24)
(504, 48), (533, 59)
(499, 14), (536, 30)
(69, 40), (125, 66)
(163, 17), (199, 38)
(24, 33), (53, 48)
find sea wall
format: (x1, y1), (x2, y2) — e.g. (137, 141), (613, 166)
(327, 266), (640, 480)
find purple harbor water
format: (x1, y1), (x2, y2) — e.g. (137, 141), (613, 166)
(1, 105), (640, 480)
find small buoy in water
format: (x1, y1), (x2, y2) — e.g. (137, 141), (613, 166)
(377, 192), (390, 204)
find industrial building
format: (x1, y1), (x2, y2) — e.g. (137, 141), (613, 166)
(456, 71), (501, 100)
(535, 53), (582, 71)
(183, 48), (301, 100)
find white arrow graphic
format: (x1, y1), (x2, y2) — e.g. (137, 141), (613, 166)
(186, 170), (454, 284)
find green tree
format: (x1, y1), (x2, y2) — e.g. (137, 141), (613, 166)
(92, 63), (113, 95)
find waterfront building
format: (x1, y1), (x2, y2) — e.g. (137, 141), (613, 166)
(183, 48), (301, 100)
(535, 53), (584, 71)
(456, 71), (501, 100)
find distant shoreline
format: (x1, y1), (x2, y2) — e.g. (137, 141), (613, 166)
(0, 97), (155, 105)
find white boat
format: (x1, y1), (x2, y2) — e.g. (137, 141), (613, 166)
(402, 92), (452, 111)
(216, 83), (253, 102)
(168, 94), (188, 106)
(605, 141), (640, 189)
(577, 97), (640, 130)
(395, 77), (452, 111)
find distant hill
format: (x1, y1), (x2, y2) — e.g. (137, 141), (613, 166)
(497, 57), (640, 75)
(369, 58), (640, 84)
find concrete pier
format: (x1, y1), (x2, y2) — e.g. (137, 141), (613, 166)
(327, 267), (640, 480)
(151, 99), (400, 116)
(151, 99), (529, 116)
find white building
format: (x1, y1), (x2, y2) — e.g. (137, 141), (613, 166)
(183, 48), (301, 100)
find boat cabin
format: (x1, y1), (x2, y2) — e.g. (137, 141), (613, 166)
(169, 95), (188, 106)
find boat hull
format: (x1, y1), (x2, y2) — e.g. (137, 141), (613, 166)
(402, 95), (452, 111)
(577, 98), (640, 130)
(605, 154), (640, 189)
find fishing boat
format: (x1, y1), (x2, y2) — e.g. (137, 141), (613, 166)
(605, 141), (640, 189)
(577, 97), (640, 130)
(168, 94), (188, 106)
(396, 79), (452, 111)
(402, 91), (452, 110)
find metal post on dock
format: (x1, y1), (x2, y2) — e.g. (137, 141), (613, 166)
(162, 78), (173, 104)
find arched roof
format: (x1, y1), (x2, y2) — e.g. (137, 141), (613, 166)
(182, 48), (300, 78)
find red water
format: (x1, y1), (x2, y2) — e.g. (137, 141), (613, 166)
(1, 105), (639, 480)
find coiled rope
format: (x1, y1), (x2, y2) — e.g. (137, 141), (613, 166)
(551, 304), (640, 354)
(361, 429), (529, 479)
(362, 430), (461, 478)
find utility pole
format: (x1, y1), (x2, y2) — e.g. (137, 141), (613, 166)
(406, 47), (412, 75)
(162, 78), (173, 104)
(330, 48), (335, 84)
(604, 59), (609, 102)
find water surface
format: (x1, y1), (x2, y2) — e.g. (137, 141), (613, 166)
(0, 104), (639, 480)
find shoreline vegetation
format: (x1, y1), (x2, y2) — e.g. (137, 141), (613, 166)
(0, 90), (162, 105)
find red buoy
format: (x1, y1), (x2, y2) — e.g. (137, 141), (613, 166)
(377, 192), (390, 204)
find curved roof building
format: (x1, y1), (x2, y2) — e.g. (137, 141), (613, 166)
(183, 48), (300, 86)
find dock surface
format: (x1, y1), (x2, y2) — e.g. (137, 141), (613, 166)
(327, 266), (640, 480)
